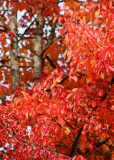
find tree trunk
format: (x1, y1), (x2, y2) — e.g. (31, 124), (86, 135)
(10, 7), (20, 90)
(33, 11), (44, 81)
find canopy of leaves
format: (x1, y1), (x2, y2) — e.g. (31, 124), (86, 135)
(0, 0), (114, 160)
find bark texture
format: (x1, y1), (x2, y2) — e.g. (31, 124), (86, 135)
(10, 6), (20, 90)
(33, 11), (44, 81)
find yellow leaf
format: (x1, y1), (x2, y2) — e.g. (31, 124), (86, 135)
(83, 16), (86, 22)
(111, 105), (114, 111)
(64, 127), (71, 135)
(26, 112), (29, 119)
(100, 72), (105, 79)
(102, 5), (107, 10)
(95, 9), (100, 19)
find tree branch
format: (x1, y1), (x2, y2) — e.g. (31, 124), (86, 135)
(93, 75), (114, 110)
(0, 59), (10, 63)
(45, 55), (56, 68)
(42, 31), (67, 56)
(18, 17), (36, 42)
(17, 35), (35, 39)
(76, 137), (109, 155)
(0, 56), (33, 62)
(0, 15), (10, 31)
(77, 71), (86, 76)
(19, 65), (33, 68)
(62, 116), (76, 130)
(0, 65), (10, 68)
(95, 137), (109, 148)
(18, 55), (33, 61)
(101, 75), (114, 102)
(41, 19), (57, 56)
(0, 65), (33, 68)
(69, 125), (84, 157)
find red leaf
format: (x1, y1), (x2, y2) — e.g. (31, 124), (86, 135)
(72, 155), (86, 160)
(7, 30), (11, 36)
(21, 91), (31, 102)
(53, 16), (58, 23)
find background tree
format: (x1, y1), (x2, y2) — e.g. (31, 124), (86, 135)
(0, 0), (65, 101)
(0, 0), (114, 160)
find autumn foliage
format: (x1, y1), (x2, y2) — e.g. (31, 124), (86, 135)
(0, 0), (114, 160)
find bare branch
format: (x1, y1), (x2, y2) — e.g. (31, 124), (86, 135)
(18, 55), (33, 61)
(18, 17), (36, 42)
(0, 65), (33, 68)
(19, 65), (33, 68)
(0, 58), (10, 62)
(17, 35), (35, 39)
(0, 56), (33, 63)
(0, 65), (10, 68)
